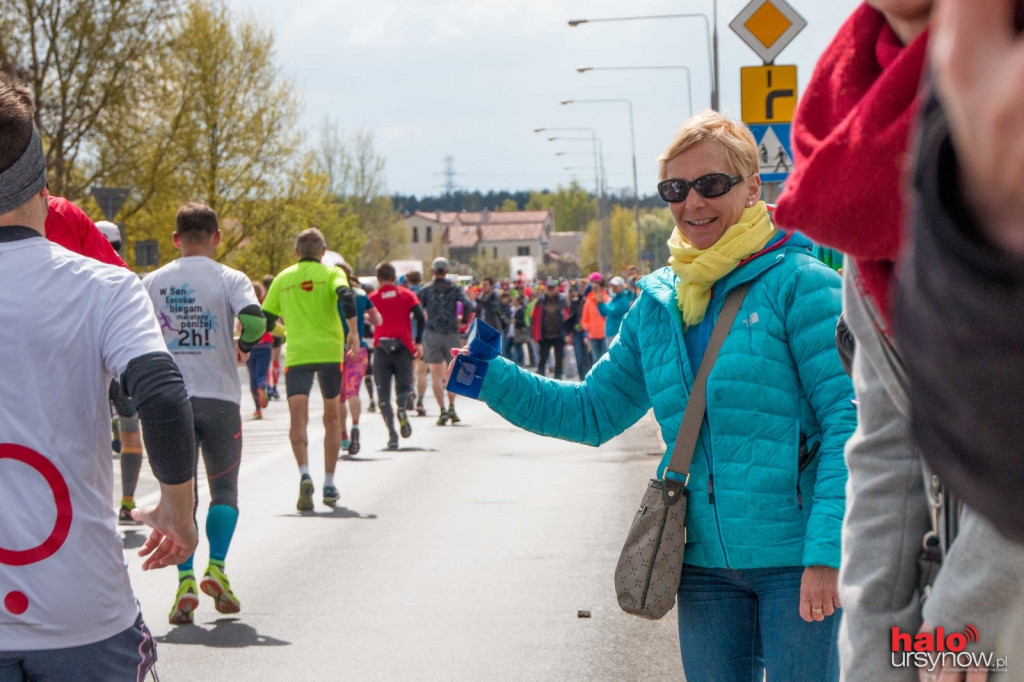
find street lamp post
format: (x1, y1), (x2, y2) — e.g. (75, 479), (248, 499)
(568, 13), (717, 110)
(534, 127), (600, 215)
(711, 0), (719, 116)
(561, 98), (640, 253)
(576, 66), (693, 117)
(535, 128), (610, 272)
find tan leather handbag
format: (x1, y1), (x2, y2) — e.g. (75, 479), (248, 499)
(614, 283), (750, 620)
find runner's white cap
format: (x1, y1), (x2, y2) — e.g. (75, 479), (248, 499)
(95, 220), (121, 244)
(322, 250), (347, 267)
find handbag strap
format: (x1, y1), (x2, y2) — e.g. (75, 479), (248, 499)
(665, 282), (751, 479)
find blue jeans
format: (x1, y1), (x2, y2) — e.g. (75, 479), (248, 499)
(508, 338), (524, 366)
(676, 565), (840, 682)
(589, 336), (608, 365)
(572, 331), (592, 378)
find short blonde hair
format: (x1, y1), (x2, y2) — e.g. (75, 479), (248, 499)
(658, 110), (759, 180)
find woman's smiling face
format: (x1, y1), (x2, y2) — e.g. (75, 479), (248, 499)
(664, 139), (761, 250)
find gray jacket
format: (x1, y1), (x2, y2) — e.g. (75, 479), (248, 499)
(838, 263), (1024, 681)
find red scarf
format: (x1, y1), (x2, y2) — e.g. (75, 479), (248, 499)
(773, 4), (928, 327)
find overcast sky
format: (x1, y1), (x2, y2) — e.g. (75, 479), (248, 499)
(225, 0), (860, 198)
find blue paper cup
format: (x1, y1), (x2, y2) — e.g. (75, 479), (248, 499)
(466, 318), (502, 360)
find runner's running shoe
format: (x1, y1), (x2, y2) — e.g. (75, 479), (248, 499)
(416, 401), (426, 417)
(387, 432), (399, 450)
(447, 405), (461, 424)
(169, 577), (199, 625)
(252, 410), (262, 420)
(323, 485), (340, 507)
(257, 387), (268, 409)
(200, 565), (241, 614)
(297, 475), (314, 512)
(397, 409), (412, 438)
(118, 502), (142, 526)
(348, 426), (361, 455)
(342, 429), (350, 450)
(436, 410), (449, 426)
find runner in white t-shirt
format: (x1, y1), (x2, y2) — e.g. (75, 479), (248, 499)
(0, 76), (196, 681)
(142, 202), (266, 625)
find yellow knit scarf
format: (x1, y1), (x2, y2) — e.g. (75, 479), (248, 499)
(667, 201), (776, 326)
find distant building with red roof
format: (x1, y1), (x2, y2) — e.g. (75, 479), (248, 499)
(402, 208), (555, 272)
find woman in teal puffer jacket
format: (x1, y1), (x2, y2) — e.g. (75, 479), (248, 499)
(457, 111), (855, 681)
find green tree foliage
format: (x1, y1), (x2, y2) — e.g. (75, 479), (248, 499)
(0, 0), (177, 199)
(498, 197), (519, 212)
(107, 0), (301, 266)
(394, 189), (532, 213)
(393, 190), (655, 214)
(577, 219), (599, 273)
(1, 0), (397, 276)
(579, 205), (639, 274)
(526, 180), (595, 232)
(226, 160), (363, 277)
(639, 209), (676, 269)
(351, 196), (407, 273)
(609, 204), (640, 272)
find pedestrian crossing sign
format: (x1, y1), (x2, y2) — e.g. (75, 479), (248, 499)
(748, 123), (793, 183)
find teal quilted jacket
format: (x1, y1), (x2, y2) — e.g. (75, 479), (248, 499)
(478, 231), (855, 569)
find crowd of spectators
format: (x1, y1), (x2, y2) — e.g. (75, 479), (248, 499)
(392, 266), (643, 381)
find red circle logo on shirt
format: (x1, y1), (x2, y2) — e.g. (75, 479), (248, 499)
(0, 443), (73, 566)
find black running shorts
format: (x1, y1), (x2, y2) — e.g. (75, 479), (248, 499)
(285, 363), (343, 399)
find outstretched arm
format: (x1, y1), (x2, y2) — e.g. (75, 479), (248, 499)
(470, 300), (651, 446)
(120, 352), (198, 569)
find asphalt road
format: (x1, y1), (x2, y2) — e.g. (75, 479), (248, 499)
(118, 370), (683, 681)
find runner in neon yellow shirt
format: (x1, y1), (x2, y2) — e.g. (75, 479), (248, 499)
(262, 228), (358, 510)
(263, 262), (350, 365)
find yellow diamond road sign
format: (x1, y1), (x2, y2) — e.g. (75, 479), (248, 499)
(729, 0), (807, 64)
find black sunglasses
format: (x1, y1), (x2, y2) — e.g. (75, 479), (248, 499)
(657, 173), (744, 203)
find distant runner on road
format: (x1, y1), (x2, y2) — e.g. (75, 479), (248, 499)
(142, 202), (266, 625)
(368, 261), (425, 450)
(262, 228), (358, 510)
(417, 257), (474, 425)
(405, 270), (428, 416)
